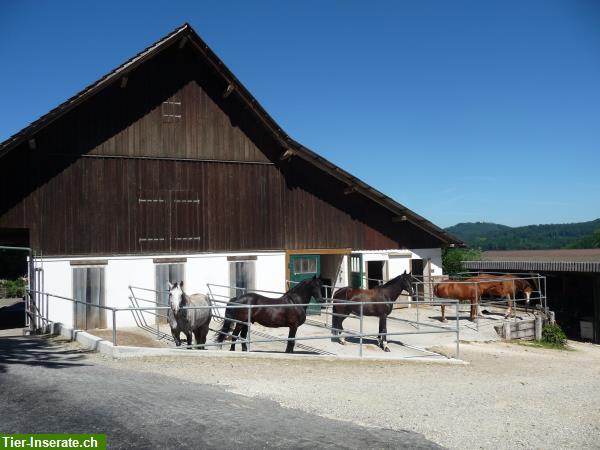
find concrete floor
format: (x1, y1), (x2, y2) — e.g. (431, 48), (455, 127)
(107, 303), (538, 360)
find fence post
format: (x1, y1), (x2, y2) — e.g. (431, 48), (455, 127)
(455, 302), (460, 359)
(535, 315), (543, 341)
(476, 283), (479, 332)
(359, 302), (363, 358)
(503, 321), (511, 341)
(416, 291), (420, 330)
(112, 309), (117, 347)
(247, 304), (252, 352)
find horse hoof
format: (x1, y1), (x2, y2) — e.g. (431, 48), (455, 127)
(442, 319), (448, 323)
(339, 338), (346, 345)
(384, 347), (391, 353)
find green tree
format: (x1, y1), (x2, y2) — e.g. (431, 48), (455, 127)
(442, 248), (481, 276)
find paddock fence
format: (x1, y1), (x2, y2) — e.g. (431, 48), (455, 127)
(412, 272), (548, 332)
(26, 282), (462, 359)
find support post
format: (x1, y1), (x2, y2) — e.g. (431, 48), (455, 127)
(359, 302), (364, 357)
(476, 283), (480, 332)
(247, 304), (252, 352)
(503, 321), (511, 341)
(416, 294), (420, 329)
(112, 309), (117, 346)
(535, 315), (543, 341)
(455, 302), (460, 359)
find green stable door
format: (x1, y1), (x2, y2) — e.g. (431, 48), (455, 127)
(289, 254), (321, 315)
(349, 254), (364, 288)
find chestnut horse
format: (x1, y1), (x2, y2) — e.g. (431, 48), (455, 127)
(331, 271), (414, 352)
(435, 275), (534, 322)
(434, 281), (481, 322)
(472, 274), (534, 316)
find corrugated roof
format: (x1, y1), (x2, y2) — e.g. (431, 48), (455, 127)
(0, 23), (463, 247)
(464, 249), (600, 273)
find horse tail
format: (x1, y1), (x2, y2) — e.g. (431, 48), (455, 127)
(215, 302), (236, 343)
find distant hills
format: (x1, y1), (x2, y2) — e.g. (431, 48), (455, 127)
(445, 219), (600, 250)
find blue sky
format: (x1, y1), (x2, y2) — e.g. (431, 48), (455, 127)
(1, 1), (599, 228)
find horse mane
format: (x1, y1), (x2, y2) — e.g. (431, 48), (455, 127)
(380, 272), (408, 288)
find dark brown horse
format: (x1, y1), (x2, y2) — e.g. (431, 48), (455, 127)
(215, 276), (323, 353)
(331, 271), (414, 352)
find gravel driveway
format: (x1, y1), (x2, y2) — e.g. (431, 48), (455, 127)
(93, 340), (600, 450)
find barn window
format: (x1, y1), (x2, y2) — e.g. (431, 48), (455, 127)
(228, 256), (256, 298)
(155, 262), (186, 324)
(72, 266), (106, 330)
(293, 257), (317, 274)
(161, 98), (182, 122)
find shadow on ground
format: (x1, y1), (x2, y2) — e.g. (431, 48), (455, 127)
(0, 299), (25, 329)
(0, 335), (92, 374)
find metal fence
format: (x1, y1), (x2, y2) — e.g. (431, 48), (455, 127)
(412, 272), (548, 332)
(27, 283), (462, 359)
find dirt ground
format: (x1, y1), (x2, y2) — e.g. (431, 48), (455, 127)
(89, 339), (600, 450)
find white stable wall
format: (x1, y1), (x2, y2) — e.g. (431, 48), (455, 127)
(35, 252), (286, 329)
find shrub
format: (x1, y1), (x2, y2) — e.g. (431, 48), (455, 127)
(442, 248), (481, 276)
(541, 323), (567, 347)
(0, 278), (27, 298)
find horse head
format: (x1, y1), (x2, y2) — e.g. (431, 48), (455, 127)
(400, 270), (415, 297)
(309, 275), (325, 304)
(521, 281), (534, 306)
(167, 281), (185, 313)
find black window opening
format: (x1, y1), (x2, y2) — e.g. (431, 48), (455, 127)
(73, 267), (106, 330)
(155, 263), (185, 324)
(229, 260), (256, 299)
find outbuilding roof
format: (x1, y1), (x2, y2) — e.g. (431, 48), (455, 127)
(464, 249), (600, 273)
(0, 23), (463, 247)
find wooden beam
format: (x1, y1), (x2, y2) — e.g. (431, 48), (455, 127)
(120, 76), (128, 89)
(27, 138), (36, 150)
(392, 215), (408, 223)
(280, 149), (296, 161)
(344, 186), (357, 195)
(222, 83), (235, 99)
(178, 36), (188, 49)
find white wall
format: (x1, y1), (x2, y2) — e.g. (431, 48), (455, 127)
(35, 251), (286, 329)
(410, 248), (443, 276)
(34, 248), (442, 330)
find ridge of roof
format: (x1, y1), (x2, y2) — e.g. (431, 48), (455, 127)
(0, 23), (463, 247)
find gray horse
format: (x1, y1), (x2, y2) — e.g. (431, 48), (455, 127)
(167, 281), (211, 349)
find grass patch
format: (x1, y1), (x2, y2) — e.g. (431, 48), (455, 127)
(517, 340), (574, 351)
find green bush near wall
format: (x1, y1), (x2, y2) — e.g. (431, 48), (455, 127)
(541, 323), (567, 348)
(0, 278), (27, 298)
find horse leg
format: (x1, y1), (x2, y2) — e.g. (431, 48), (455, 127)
(440, 305), (448, 323)
(230, 323), (243, 351)
(240, 325), (248, 352)
(193, 326), (207, 350)
(379, 315), (390, 352)
(185, 330), (193, 348)
(199, 324), (209, 350)
(337, 310), (347, 345)
(504, 295), (513, 319)
(331, 308), (340, 342)
(171, 328), (182, 346)
(286, 325), (298, 353)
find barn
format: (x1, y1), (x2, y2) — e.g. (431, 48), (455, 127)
(0, 23), (461, 330)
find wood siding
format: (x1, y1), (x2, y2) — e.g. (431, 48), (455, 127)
(0, 42), (443, 256)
